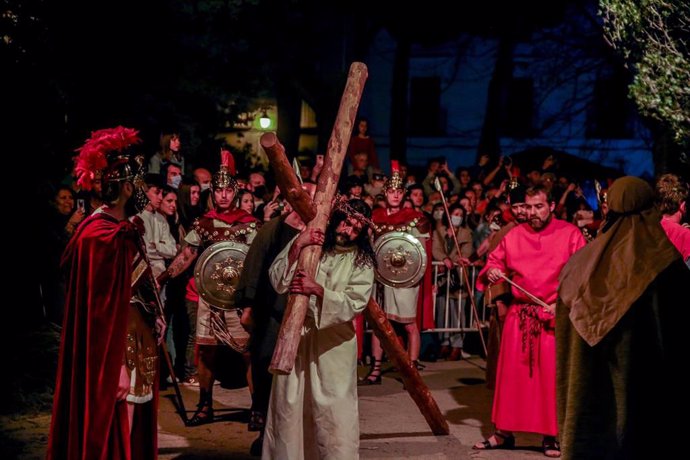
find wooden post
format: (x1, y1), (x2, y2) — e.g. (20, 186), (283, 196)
(260, 133), (316, 224)
(365, 298), (450, 435)
(269, 62), (368, 375)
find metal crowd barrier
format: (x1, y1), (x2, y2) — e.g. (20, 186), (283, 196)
(427, 261), (488, 333)
(365, 262), (488, 335)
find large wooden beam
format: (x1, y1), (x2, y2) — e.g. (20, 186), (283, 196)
(269, 62), (368, 375)
(260, 133), (316, 224)
(364, 298), (450, 435)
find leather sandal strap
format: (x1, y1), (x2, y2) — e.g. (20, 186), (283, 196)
(495, 431), (512, 441)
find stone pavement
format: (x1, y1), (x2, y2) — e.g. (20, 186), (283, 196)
(157, 357), (548, 459)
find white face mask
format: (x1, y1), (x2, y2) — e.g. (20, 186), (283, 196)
(451, 215), (463, 227)
(489, 222), (501, 231)
(170, 175), (182, 189)
(433, 210), (444, 221)
(200, 183), (211, 191)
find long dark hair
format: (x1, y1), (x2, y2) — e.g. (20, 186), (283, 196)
(323, 199), (376, 269)
(177, 176), (201, 230)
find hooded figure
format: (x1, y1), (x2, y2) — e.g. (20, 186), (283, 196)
(557, 176), (690, 460)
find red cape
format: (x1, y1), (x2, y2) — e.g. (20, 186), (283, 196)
(47, 212), (155, 460)
(372, 207), (434, 330)
(204, 207), (258, 226)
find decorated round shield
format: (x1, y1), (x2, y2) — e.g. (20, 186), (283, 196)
(373, 231), (427, 288)
(194, 241), (249, 310)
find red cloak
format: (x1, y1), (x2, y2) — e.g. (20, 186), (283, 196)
(47, 212), (155, 460)
(372, 208), (434, 330)
(204, 208), (258, 226)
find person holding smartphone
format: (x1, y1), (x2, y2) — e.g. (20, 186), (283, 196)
(41, 186), (86, 325)
(63, 192), (86, 235)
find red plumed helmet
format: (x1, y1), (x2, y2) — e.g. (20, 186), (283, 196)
(74, 126), (141, 191)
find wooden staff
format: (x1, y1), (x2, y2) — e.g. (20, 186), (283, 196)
(498, 274), (551, 309)
(434, 178), (488, 357)
(268, 62), (368, 375)
(132, 231), (188, 425)
(365, 298), (450, 435)
(260, 132), (316, 223)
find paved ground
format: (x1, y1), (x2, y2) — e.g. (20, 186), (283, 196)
(2, 356), (548, 459)
(156, 357), (546, 459)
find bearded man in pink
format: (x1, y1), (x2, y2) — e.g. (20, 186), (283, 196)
(474, 185), (585, 458)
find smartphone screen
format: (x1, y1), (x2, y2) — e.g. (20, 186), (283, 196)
(77, 199), (85, 213)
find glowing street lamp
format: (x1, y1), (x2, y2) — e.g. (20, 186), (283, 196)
(259, 110), (271, 129)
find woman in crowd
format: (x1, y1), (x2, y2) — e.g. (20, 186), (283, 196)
(40, 186), (86, 325)
(432, 204), (473, 360)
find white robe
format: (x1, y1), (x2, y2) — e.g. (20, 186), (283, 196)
(263, 237), (375, 460)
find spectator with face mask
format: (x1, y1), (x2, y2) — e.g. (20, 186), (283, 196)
(432, 204), (473, 361)
(163, 162), (183, 189)
(193, 168), (212, 191)
(431, 202), (445, 223)
(249, 171), (268, 208)
(194, 168), (213, 213)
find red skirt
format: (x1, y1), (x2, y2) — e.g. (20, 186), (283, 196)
(491, 304), (557, 436)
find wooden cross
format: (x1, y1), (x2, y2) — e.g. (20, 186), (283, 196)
(261, 62), (448, 435)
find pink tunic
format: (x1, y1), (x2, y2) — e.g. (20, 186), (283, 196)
(660, 218), (690, 262)
(482, 218), (585, 435)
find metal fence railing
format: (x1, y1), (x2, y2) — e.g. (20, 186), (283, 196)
(365, 262), (489, 335)
(427, 261), (488, 334)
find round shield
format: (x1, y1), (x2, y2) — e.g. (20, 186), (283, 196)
(374, 231), (427, 288)
(194, 241), (249, 310)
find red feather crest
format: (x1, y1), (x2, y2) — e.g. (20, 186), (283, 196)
(220, 148), (236, 175)
(74, 126), (141, 190)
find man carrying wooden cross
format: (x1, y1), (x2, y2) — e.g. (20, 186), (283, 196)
(262, 199), (375, 459)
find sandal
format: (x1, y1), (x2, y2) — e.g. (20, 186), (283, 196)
(358, 360), (382, 385)
(473, 431), (515, 450)
(248, 411), (266, 432)
(187, 397), (214, 426)
(543, 436), (561, 458)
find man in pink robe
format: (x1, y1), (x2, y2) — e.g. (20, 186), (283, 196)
(473, 185), (585, 458)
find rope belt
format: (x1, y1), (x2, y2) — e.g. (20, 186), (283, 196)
(515, 304), (554, 377)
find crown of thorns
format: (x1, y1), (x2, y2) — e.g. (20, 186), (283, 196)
(332, 194), (373, 228)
